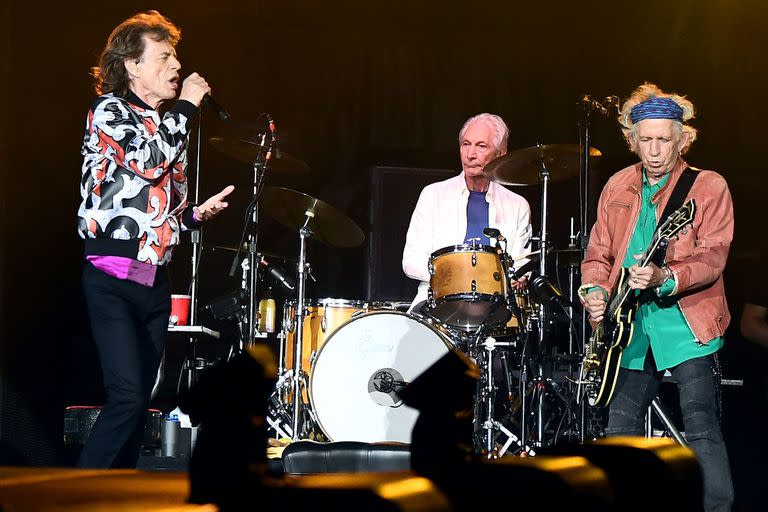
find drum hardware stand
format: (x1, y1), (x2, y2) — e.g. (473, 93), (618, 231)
(227, 116), (277, 348)
(645, 397), (687, 446)
(565, 217), (588, 442)
(179, 110), (219, 389)
(474, 333), (535, 457)
(531, 148), (555, 449)
(470, 243), (534, 456)
(289, 209), (316, 440)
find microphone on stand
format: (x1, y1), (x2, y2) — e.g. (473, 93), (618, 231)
(578, 95), (620, 117)
(260, 257), (295, 291)
(482, 227), (506, 243)
(529, 274), (572, 307)
(266, 114), (281, 160)
(201, 94), (231, 121)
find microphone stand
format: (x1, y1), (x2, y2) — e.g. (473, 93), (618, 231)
(227, 132), (271, 349)
(181, 111), (205, 390)
(576, 95), (615, 440)
(578, 102), (594, 391)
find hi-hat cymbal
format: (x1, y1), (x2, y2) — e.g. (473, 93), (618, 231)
(260, 187), (365, 248)
(208, 137), (310, 175)
(483, 144), (602, 186)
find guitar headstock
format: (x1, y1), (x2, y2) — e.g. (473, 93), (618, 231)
(658, 199), (696, 241)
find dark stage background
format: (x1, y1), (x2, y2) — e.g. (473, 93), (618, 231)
(2, 1), (767, 509)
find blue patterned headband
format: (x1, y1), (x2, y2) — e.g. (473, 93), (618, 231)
(630, 97), (684, 123)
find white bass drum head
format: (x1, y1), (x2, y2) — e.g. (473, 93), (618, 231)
(310, 311), (452, 443)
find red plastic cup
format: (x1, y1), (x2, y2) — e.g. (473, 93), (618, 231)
(170, 294), (192, 326)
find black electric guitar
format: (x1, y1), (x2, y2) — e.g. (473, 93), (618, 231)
(582, 198), (696, 408)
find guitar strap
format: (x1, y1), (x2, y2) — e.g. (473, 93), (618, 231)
(650, 167), (699, 267)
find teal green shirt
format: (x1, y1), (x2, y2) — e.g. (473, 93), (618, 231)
(620, 171), (723, 371)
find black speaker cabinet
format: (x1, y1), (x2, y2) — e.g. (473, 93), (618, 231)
(367, 166), (456, 302)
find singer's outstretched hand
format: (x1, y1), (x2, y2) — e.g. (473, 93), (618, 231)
(179, 72), (210, 107)
(194, 185), (234, 222)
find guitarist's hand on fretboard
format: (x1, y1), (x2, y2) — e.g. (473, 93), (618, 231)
(581, 289), (608, 323)
(627, 262), (667, 290)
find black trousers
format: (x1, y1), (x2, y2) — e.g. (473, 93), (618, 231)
(606, 351), (734, 512)
(78, 263), (170, 468)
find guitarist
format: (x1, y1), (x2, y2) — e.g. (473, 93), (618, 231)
(580, 83), (734, 512)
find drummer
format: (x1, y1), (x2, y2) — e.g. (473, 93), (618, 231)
(402, 113), (532, 312)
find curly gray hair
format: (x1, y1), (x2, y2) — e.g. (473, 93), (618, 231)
(618, 82), (697, 155)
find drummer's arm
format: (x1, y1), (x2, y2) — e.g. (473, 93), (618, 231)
(402, 188), (434, 283)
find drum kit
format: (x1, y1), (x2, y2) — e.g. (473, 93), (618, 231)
(203, 119), (605, 458)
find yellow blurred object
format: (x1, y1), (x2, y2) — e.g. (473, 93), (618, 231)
(266, 437), (294, 459)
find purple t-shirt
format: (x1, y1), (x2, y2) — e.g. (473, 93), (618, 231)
(465, 190), (489, 244)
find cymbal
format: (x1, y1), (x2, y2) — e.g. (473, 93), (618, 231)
(208, 137), (310, 175)
(483, 144), (601, 186)
(260, 187), (365, 248)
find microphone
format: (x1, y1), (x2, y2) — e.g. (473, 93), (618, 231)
(529, 274), (572, 306)
(267, 114), (281, 160)
(201, 94), (231, 121)
(483, 227), (506, 242)
(578, 95), (619, 117)
(259, 257), (295, 291)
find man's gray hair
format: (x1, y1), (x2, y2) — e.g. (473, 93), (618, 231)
(618, 82), (698, 155)
(458, 113), (509, 153)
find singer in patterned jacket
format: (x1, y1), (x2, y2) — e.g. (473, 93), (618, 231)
(76, 10), (234, 468)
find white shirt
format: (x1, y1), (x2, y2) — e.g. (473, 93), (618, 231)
(402, 172), (532, 308)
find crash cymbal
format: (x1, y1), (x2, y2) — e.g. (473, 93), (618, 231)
(208, 136), (310, 175)
(260, 187), (365, 248)
(483, 144), (601, 186)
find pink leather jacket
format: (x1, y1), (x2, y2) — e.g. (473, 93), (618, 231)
(581, 158), (734, 344)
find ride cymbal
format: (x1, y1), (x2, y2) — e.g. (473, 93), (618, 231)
(484, 144), (601, 186)
(260, 187), (365, 248)
(208, 136), (310, 175)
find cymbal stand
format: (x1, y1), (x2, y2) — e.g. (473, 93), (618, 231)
(247, 133), (270, 345)
(534, 149), (551, 447)
(290, 209), (315, 440)
(566, 217), (587, 442)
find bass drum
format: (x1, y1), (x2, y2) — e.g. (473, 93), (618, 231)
(310, 311), (455, 443)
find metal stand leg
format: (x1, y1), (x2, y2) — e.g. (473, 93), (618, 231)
(476, 336), (535, 457)
(290, 217), (314, 441)
(645, 397), (687, 446)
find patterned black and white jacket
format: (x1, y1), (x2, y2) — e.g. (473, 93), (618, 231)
(77, 91), (199, 265)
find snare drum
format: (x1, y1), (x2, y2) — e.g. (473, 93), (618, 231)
(282, 298), (367, 374)
(310, 310), (457, 443)
(428, 243), (510, 329)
